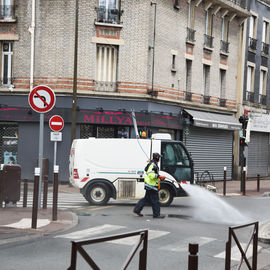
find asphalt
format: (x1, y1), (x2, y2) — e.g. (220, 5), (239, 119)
(0, 179), (270, 269)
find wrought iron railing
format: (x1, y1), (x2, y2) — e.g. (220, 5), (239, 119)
(259, 94), (267, 105)
(219, 98), (227, 107)
(95, 7), (122, 24)
(204, 34), (214, 49)
(220, 40), (229, 53)
(248, 37), (257, 51)
(202, 95), (211, 104)
(261, 42), (269, 56)
(245, 91), (255, 103)
(186, 27), (196, 43)
(185, 91), (192, 101)
(0, 5), (14, 19)
(94, 80), (117, 92)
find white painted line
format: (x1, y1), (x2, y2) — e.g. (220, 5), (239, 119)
(109, 230), (170, 246)
(160, 236), (216, 252)
(51, 122), (62, 125)
(55, 224), (125, 239)
(214, 243), (262, 261)
(3, 218), (50, 229)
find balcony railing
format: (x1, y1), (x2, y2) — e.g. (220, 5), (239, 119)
(94, 81), (117, 92)
(248, 37), (257, 51)
(219, 98), (227, 107)
(220, 40), (229, 54)
(202, 95), (211, 104)
(0, 5), (14, 19)
(261, 42), (269, 56)
(204, 34), (214, 49)
(186, 27), (196, 43)
(245, 91), (255, 103)
(259, 94), (267, 105)
(96, 7), (122, 24)
(185, 91), (192, 101)
(228, 0), (247, 9)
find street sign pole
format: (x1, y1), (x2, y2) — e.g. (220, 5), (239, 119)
(54, 141), (57, 166)
(38, 113), (44, 209)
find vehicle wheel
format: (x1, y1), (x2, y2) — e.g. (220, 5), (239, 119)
(85, 183), (110, 205)
(158, 186), (173, 207)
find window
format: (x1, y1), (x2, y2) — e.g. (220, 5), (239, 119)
(219, 69), (226, 98)
(1, 0), (13, 19)
(185, 60), (192, 93)
(203, 64), (210, 96)
(171, 54), (176, 71)
(205, 9), (213, 36)
(97, 0), (120, 24)
(259, 69), (267, 96)
(248, 15), (257, 50)
(262, 20), (269, 55)
(95, 44), (118, 91)
(246, 65), (255, 102)
(1, 42), (13, 85)
(187, 1), (195, 29)
(221, 17), (229, 42)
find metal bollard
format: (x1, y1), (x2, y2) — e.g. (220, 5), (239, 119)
(23, 179), (28, 208)
(257, 174), (260, 192)
(242, 167), (246, 196)
(223, 167), (227, 196)
(43, 175), (48, 209)
(188, 243), (198, 270)
(32, 168), (40, 229)
(52, 165), (59, 221)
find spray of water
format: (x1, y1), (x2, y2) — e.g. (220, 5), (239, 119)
(181, 184), (251, 225)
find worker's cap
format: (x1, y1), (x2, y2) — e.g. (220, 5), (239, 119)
(153, 153), (162, 159)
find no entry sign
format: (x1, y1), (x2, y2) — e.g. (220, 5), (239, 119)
(28, 85), (56, 113)
(49, 115), (64, 132)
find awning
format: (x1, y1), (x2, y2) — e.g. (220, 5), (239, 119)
(184, 109), (241, 130)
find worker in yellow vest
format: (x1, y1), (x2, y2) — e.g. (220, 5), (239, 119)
(133, 153), (165, 218)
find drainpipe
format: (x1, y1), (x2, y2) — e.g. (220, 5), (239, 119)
(150, 2), (157, 94)
(29, 0), (36, 91)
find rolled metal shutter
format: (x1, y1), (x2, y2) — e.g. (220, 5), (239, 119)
(247, 132), (269, 177)
(185, 127), (233, 181)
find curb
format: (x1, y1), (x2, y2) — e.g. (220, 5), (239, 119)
(259, 221), (270, 244)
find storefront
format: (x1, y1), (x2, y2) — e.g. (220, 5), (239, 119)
(246, 113), (270, 177)
(183, 109), (241, 181)
(0, 96), (184, 182)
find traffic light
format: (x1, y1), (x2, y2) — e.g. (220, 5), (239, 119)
(239, 115), (249, 130)
(138, 129), (147, 138)
(240, 137), (247, 147)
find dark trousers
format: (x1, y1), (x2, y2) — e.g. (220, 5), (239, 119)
(134, 189), (160, 217)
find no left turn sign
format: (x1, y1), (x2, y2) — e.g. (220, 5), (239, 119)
(28, 85), (56, 113)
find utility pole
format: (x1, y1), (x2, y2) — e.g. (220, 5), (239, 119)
(71, 0), (79, 145)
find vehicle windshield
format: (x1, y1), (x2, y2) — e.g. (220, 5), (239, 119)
(161, 141), (193, 182)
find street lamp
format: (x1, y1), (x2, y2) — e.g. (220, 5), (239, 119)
(71, 0), (79, 145)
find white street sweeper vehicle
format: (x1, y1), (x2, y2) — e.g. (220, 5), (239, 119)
(69, 133), (194, 206)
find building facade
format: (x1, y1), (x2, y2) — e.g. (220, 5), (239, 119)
(242, 0), (270, 178)
(0, 0), (249, 182)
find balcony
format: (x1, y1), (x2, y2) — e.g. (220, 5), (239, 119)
(185, 91), (192, 102)
(259, 94), (267, 105)
(0, 5), (15, 20)
(248, 37), (257, 51)
(228, 0), (247, 9)
(245, 91), (255, 103)
(186, 27), (196, 44)
(94, 81), (117, 92)
(204, 34), (214, 49)
(219, 98), (227, 107)
(202, 95), (211, 104)
(220, 40), (229, 54)
(261, 42), (269, 56)
(96, 7), (122, 24)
